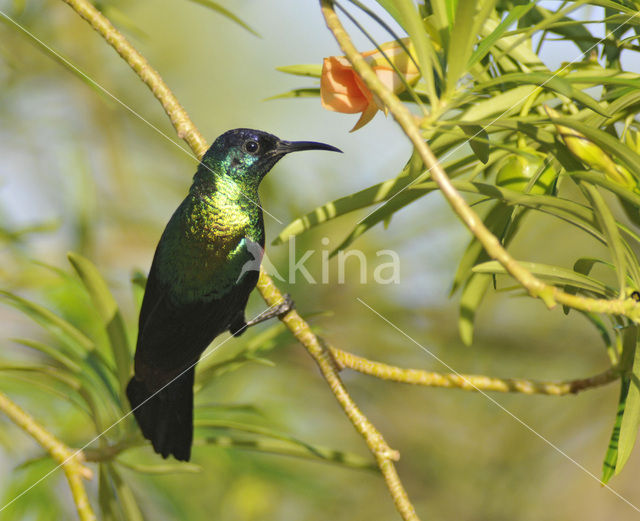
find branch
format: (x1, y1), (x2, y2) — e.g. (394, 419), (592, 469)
(329, 347), (619, 395)
(61, 0), (208, 159)
(319, 0), (640, 324)
(0, 391), (95, 521)
(257, 269), (419, 521)
(60, 1), (419, 519)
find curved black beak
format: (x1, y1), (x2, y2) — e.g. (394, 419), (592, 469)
(275, 140), (342, 155)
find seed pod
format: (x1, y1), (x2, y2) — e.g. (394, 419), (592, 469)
(545, 106), (635, 190)
(496, 148), (557, 195)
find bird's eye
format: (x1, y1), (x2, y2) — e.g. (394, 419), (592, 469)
(243, 140), (259, 154)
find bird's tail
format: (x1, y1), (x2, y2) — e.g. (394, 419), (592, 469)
(126, 368), (194, 461)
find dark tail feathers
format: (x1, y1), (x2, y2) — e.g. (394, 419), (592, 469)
(126, 368), (194, 461)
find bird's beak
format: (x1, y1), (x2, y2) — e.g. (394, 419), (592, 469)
(275, 140), (342, 155)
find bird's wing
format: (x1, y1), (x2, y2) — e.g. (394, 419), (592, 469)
(134, 238), (259, 386)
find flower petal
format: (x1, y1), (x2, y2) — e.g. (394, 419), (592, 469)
(350, 102), (379, 132)
(321, 57), (370, 113)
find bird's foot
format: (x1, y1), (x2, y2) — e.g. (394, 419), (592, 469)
(236, 294), (294, 335)
(273, 293), (295, 318)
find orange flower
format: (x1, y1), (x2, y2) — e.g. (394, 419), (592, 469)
(321, 39), (419, 131)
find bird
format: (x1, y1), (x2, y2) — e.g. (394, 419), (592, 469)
(126, 128), (341, 461)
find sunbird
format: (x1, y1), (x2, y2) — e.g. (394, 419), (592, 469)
(127, 129), (341, 461)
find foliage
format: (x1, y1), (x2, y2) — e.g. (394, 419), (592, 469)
(3, 0), (640, 519)
(277, 0), (640, 484)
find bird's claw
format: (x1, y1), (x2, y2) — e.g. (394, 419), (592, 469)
(275, 293), (294, 317)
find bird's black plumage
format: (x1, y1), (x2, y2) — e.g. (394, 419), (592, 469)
(126, 129), (340, 460)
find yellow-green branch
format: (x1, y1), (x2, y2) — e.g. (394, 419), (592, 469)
(330, 348), (619, 395)
(0, 391), (95, 521)
(61, 0), (208, 159)
(60, 0), (417, 519)
(319, 0), (640, 323)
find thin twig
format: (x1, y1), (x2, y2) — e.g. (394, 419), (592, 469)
(61, 0), (208, 159)
(256, 270), (419, 521)
(0, 391), (95, 521)
(330, 347), (619, 395)
(59, 0), (419, 519)
(319, 0), (640, 323)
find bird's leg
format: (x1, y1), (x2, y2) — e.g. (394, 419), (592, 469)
(229, 294), (294, 337)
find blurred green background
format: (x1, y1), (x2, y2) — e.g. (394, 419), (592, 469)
(1, 0), (639, 520)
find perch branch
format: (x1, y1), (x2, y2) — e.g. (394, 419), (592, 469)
(329, 347), (619, 395)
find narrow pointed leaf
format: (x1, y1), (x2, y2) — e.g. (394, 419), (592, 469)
(459, 273), (492, 346)
(477, 72), (610, 117)
(68, 252), (131, 397)
(602, 378), (629, 483)
(446, 0), (477, 93)
(11, 338), (82, 373)
(0, 290), (95, 355)
(615, 325), (640, 474)
(186, 0), (260, 37)
(393, 0), (438, 104)
(582, 185), (627, 294)
(274, 150), (424, 244)
(472, 261), (615, 297)
(276, 64), (322, 78)
(469, 3), (535, 67)
(459, 124), (489, 164)
(266, 88), (321, 101)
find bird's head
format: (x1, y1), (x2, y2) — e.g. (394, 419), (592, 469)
(198, 128), (341, 188)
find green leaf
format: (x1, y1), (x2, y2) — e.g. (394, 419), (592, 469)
(453, 202), (522, 345)
(276, 64), (322, 78)
(452, 203), (513, 294)
(372, 0), (404, 27)
(331, 188), (429, 255)
(195, 322), (288, 388)
(582, 185), (627, 294)
(460, 85), (538, 120)
(186, 0), (260, 37)
(0, 290), (95, 356)
(446, 0), (477, 94)
(266, 88), (321, 101)
(459, 124), (489, 164)
(68, 252), (131, 398)
(11, 338), (82, 373)
(562, 257), (615, 314)
(568, 170), (640, 208)
(615, 325), (640, 474)
(459, 273), (492, 346)
(98, 463), (119, 521)
(472, 260), (615, 297)
(469, 3), (535, 67)
(602, 377), (629, 483)
(477, 72), (611, 117)
(101, 463), (148, 520)
(393, 0), (438, 104)
(274, 149), (424, 244)
(0, 364), (82, 391)
(195, 419), (375, 470)
(526, 5), (596, 53)
(0, 290), (122, 427)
